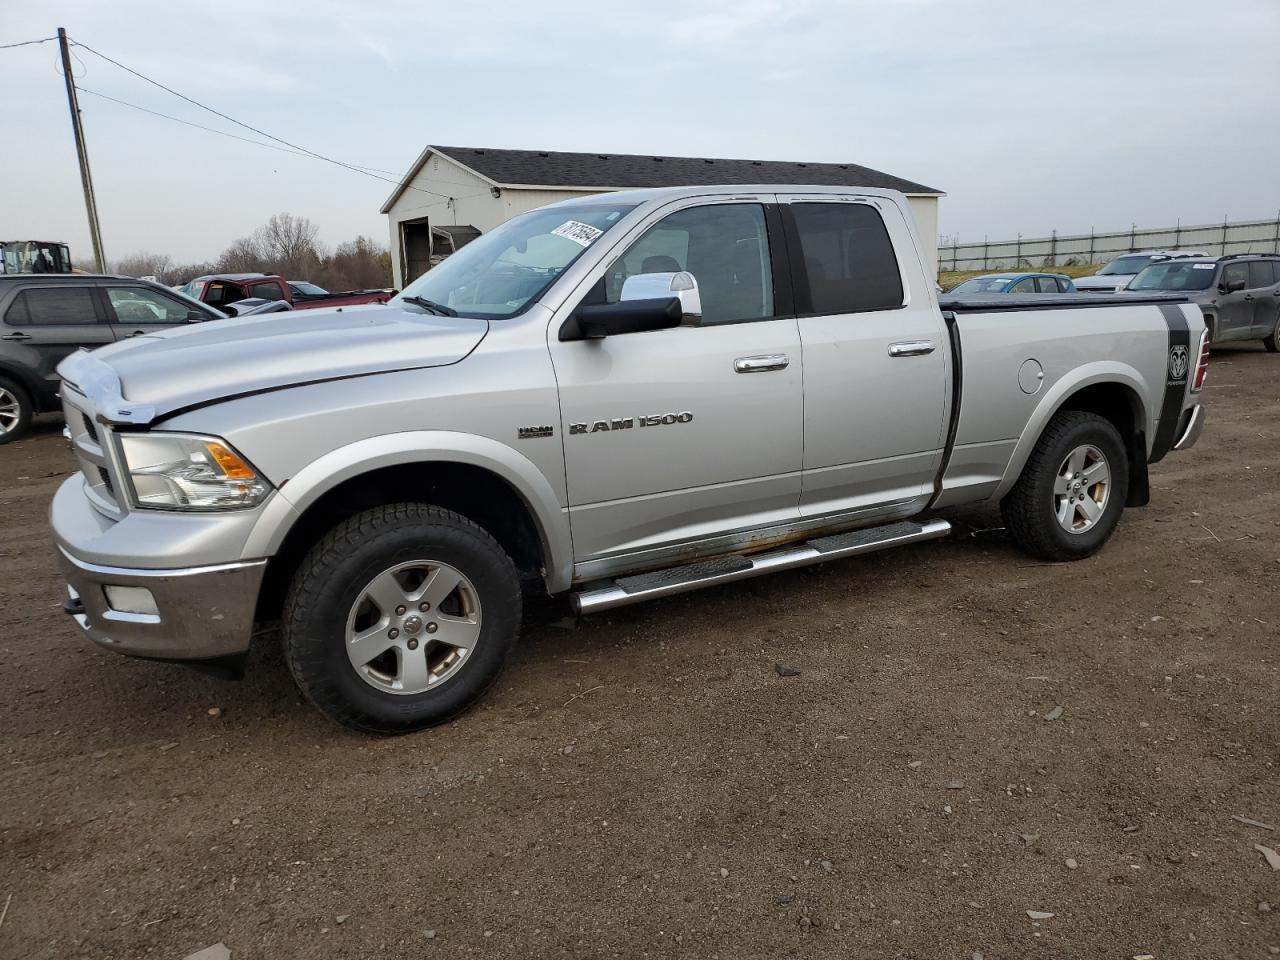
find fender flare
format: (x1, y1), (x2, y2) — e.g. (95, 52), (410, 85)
(242, 431), (573, 593)
(991, 362), (1152, 501)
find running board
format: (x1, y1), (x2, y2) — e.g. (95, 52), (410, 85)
(572, 518), (951, 615)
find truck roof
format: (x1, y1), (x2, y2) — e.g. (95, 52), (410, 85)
(540, 184), (910, 208)
(190, 273), (272, 282)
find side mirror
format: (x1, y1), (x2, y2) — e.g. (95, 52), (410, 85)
(1222, 277), (1246, 294)
(186, 309), (209, 322)
(572, 297), (682, 340)
(620, 271), (702, 321)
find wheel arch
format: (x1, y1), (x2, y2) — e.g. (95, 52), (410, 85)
(246, 432), (573, 622)
(994, 365), (1152, 506)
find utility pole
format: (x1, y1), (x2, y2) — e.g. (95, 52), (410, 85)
(57, 27), (105, 272)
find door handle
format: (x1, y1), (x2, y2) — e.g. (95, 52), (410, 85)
(734, 354), (790, 373)
(888, 340), (936, 357)
(126, 330), (146, 337)
(1244, 294), (1255, 301)
(1, 331), (32, 341)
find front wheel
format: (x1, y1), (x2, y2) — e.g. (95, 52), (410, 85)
(283, 503), (522, 734)
(1001, 411), (1129, 562)
(0, 376), (33, 444)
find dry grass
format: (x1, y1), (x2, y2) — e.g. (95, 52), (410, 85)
(938, 262), (1102, 291)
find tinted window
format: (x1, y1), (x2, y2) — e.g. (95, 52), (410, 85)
(4, 287), (97, 325)
(1010, 278), (1037, 293)
(250, 281), (286, 301)
(1223, 263), (1249, 290)
(606, 203), (773, 324)
(206, 282), (250, 307)
(791, 203), (902, 314)
(1248, 261), (1275, 289)
(106, 286), (196, 324)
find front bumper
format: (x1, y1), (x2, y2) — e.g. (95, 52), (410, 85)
(57, 548), (266, 660)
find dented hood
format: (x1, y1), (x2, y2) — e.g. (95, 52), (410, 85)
(67, 304), (488, 420)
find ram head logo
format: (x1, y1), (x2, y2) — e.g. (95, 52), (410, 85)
(1168, 345), (1189, 380)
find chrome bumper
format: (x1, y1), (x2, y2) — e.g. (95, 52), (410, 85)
(1173, 404), (1204, 451)
(58, 548), (266, 660)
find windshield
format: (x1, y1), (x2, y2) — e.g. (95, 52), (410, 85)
(289, 281), (329, 296)
(178, 280), (204, 298)
(1127, 261), (1217, 291)
(1099, 255), (1160, 276)
(950, 277), (1014, 294)
(393, 203), (637, 318)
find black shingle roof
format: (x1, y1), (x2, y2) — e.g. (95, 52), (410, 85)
(432, 145), (942, 195)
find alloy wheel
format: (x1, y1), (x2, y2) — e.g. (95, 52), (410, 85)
(1053, 444), (1110, 534)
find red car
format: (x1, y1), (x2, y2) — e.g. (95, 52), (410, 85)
(178, 273), (393, 311)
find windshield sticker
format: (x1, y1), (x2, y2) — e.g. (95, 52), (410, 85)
(1192, 263), (1214, 269)
(552, 220), (604, 247)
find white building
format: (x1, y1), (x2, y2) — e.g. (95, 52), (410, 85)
(381, 145), (943, 288)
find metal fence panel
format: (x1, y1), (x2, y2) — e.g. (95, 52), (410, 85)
(939, 216), (1280, 272)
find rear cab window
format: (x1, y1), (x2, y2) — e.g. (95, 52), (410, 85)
(788, 202), (903, 314)
(250, 281), (286, 301)
(4, 286), (99, 325)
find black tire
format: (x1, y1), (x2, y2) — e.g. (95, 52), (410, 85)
(1001, 411), (1130, 562)
(1263, 315), (1279, 353)
(283, 503), (522, 734)
(0, 375), (33, 444)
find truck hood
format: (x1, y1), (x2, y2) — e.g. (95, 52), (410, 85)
(72, 304), (488, 420)
(1074, 274), (1132, 291)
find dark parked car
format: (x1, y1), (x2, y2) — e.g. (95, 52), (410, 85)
(1126, 254), (1280, 348)
(0, 274), (224, 443)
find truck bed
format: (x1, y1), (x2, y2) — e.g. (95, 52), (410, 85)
(940, 292), (1189, 312)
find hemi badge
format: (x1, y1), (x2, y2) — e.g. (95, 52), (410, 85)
(518, 426), (555, 439)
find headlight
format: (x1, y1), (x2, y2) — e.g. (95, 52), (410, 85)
(118, 433), (270, 510)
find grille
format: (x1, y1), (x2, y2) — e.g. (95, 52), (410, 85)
(62, 392), (122, 518)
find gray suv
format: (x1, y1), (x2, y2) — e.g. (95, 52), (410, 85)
(1126, 254), (1280, 348)
(0, 275), (223, 442)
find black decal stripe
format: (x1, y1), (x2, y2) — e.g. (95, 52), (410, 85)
(1149, 304), (1191, 463)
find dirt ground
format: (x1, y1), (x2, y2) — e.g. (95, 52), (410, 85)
(1, 346), (1277, 960)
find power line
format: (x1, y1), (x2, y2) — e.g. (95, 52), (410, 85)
(75, 85), (397, 175)
(0, 36), (57, 49)
(69, 36), (458, 202)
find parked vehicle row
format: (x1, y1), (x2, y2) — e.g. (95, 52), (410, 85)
(50, 184), (1207, 733)
(0, 275), (292, 442)
(1126, 253), (1280, 348)
(177, 273), (393, 311)
(1074, 249), (1208, 294)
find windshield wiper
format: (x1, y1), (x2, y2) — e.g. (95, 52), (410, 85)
(401, 295), (458, 317)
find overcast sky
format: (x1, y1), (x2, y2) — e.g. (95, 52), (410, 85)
(3, 0), (1278, 265)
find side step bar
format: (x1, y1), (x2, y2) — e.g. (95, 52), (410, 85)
(573, 518), (951, 615)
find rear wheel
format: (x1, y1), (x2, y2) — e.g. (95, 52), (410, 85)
(0, 376), (33, 444)
(283, 503), (522, 734)
(1001, 411), (1129, 562)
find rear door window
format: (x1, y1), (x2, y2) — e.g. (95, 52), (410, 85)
(4, 287), (98, 325)
(789, 202), (903, 314)
(1010, 278), (1038, 293)
(249, 281), (286, 301)
(1034, 276), (1060, 293)
(1248, 261), (1274, 289)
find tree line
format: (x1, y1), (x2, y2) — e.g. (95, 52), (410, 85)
(101, 214), (394, 291)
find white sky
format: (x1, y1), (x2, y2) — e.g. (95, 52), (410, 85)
(2, 0), (1278, 263)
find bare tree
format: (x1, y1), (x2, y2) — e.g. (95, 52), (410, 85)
(319, 236), (393, 291)
(113, 250), (174, 281)
(253, 213), (322, 279)
(216, 236), (263, 274)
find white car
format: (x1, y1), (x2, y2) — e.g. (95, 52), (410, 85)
(1075, 249), (1208, 293)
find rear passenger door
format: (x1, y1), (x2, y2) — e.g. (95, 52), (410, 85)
(1, 284), (116, 398)
(778, 196), (949, 519)
(1248, 261), (1280, 336)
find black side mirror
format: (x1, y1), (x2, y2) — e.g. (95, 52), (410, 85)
(1222, 278), (1246, 294)
(561, 297), (682, 341)
(186, 309), (209, 322)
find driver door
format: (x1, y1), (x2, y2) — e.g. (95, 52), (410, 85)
(547, 197), (803, 574)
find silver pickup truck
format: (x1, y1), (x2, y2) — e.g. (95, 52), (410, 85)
(51, 186), (1208, 733)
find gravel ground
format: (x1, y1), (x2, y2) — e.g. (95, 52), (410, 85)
(1, 346), (1277, 960)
